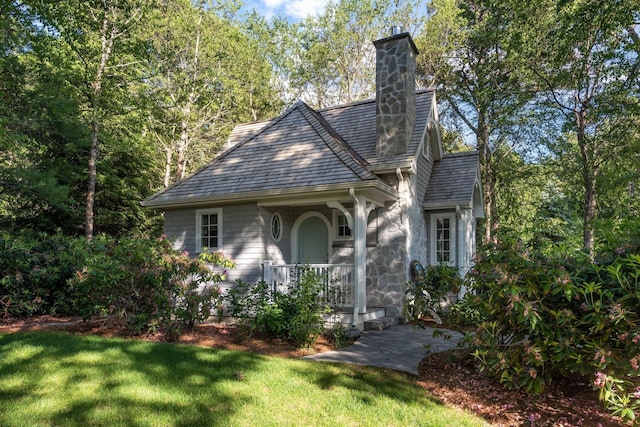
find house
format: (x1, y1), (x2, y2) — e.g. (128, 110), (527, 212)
(141, 29), (484, 328)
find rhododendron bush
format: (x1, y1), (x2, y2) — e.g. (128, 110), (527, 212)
(465, 242), (640, 422)
(1, 232), (235, 338)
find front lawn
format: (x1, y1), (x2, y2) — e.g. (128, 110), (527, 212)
(0, 331), (486, 427)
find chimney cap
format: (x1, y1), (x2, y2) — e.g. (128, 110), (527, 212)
(391, 25), (403, 36)
(373, 30), (419, 55)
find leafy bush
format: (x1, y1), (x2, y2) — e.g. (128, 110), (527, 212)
(0, 231), (235, 337)
(65, 235), (234, 335)
(465, 241), (640, 421)
(225, 267), (330, 348)
(0, 233), (86, 316)
(446, 293), (485, 327)
(404, 264), (463, 322)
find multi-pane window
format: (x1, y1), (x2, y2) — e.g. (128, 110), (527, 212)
(336, 214), (351, 238)
(431, 214), (455, 265)
(435, 217), (450, 263)
(196, 208), (221, 252)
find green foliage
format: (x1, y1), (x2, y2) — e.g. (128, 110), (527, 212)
(0, 232), (234, 338)
(65, 235), (234, 335)
(465, 241), (640, 421)
(404, 264), (463, 322)
(446, 293), (485, 327)
(329, 323), (350, 349)
(0, 232), (88, 316)
(225, 267), (330, 348)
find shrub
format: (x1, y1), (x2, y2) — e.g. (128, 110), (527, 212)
(225, 267), (330, 348)
(64, 235), (234, 336)
(404, 264), (464, 323)
(0, 233), (86, 317)
(465, 241), (640, 421)
(446, 293), (485, 327)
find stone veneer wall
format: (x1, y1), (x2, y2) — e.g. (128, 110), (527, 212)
(374, 33), (418, 157)
(406, 172), (428, 271)
(365, 201), (407, 318)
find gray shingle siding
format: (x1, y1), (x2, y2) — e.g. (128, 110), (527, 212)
(165, 203), (267, 283)
(415, 148), (434, 203)
(164, 208), (196, 252)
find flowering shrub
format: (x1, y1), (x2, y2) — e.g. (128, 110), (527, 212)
(466, 242), (640, 421)
(66, 235), (235, 336)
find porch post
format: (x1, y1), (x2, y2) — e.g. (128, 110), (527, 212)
(351, 190), (373, 325)
(262, 260), (273, 284)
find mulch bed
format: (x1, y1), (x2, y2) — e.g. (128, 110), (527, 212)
(0, 316), (631, 426)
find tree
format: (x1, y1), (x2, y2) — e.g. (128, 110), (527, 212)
(146, 0), (278, 188)
(416, 0), (536, 245)
(517, 0), (640, 257)
(252, 0), (423, 109)
(31, 0), (153, 240)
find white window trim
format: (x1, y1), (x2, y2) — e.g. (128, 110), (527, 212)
(332, 210), (352, 240)
(196, 208), (222, 253)
(422, 131), (431, 161)
(430, 213), (456, 266)
(270, 212), (282, 242)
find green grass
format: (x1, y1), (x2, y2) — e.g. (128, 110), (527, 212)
(0, 331), (487, 426)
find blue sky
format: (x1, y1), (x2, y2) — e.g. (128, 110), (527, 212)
(242, 0), (330, 21)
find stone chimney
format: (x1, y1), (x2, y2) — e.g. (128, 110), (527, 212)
(373, 27), (419, 157)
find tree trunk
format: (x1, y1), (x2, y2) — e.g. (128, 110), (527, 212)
(85, 11), (114, 241)
(477, 121), (498, 245)
(175, 117), (189, 182)
(576, 107), (596, 259)
(85, 120), (99, 240)
(163, 145), (172, 188)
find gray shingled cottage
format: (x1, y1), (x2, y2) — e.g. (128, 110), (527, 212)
(141, 30), (484, 328)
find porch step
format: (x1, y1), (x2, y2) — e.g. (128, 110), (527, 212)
(364, 316), (398, 331)
(324, 307), (387, 329)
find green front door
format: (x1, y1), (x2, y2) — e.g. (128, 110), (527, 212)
(297, 216), (328, 264)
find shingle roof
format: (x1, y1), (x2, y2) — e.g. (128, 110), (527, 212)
(424, 151), (480, 206)
(143, 101), (384, 207)
(319, 90), (434, 170)
(143, 90), (439, 208)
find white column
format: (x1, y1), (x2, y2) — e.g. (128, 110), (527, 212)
(353, 194), (367, 318)
(263, 260), (273, 284)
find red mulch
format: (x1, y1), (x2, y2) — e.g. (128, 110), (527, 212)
(0, 316), (631, 426)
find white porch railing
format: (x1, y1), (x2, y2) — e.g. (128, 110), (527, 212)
(262, 262), (354, 307)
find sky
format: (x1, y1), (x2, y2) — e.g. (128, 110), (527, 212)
(243, 0), (330, 21)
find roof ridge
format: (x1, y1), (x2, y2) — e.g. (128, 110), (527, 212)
(316, 88), (436, 114)
(442, 150), (479, 158)
(296, 102), (377, 182)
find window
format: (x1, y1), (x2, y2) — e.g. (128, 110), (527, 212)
(196, 208), (222, 252)
(336, 213), (351, 238)
(422, 132), (431, 159)
(271, 212), (282, 241)
(431, 214), (455, 266)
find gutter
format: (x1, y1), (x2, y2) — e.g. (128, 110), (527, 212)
(141, 180), (398, 210)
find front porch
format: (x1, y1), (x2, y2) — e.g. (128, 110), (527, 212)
(262, 262), (391, 329)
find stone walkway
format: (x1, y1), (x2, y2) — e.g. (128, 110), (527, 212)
(303, 324), (465, 375)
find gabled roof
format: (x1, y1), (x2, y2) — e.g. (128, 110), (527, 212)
(319, 90), (437, 171)
(423, 151), (483, 215)
(142, 100), (395, 209)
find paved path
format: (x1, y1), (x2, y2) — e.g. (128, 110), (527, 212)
(303, 325), (465, 376)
